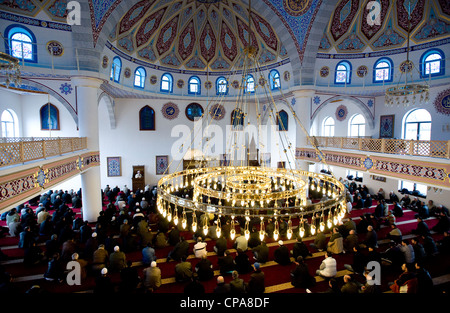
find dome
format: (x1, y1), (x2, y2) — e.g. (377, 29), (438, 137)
(107, 0), (288, 72)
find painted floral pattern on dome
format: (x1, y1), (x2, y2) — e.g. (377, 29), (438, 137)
(109, 0), (281, 71)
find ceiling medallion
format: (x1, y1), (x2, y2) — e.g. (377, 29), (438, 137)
(356, 65), (368, 77)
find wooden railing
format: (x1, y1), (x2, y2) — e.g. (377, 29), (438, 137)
(0, 137), (87, 168)
(312, 136), (450, 159)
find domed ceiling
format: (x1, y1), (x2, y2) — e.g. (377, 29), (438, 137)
(107, 0), (288, 71)
(319, 0), (450, 53)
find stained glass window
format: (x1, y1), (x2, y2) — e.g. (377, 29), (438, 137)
(139, 106), (155, 130)
(335, 61), (351, 84)
(277, 110), (288, 131)
(40, 103), (60, 130)
(11, 32), (33, 60)
(374, 58), (393, 82)
(185, 103), (204, 121)
(216, 77), (228, 95)
(421, 49), (444, 77)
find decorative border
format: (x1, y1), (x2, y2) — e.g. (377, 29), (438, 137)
(335, 104), (348, 121)
(0, 11), (72, 32)
(0, 152), (101, 210)
(435, 88), (450, 115)
(161, 102), (180, 120)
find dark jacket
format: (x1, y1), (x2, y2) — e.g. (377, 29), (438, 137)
(274, 245), (291, 265)
(247, 270), (265, 293)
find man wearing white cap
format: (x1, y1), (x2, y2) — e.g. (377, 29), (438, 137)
(143, 261), (161, 293)
(94, 268), (114, 294)
(109, 245), (127, 272)
(274, 240), (292, 265)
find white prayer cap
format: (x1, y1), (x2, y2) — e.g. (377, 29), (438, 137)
(151, 261), (157, 267)
(278, 240), (284, 246)
(101, 268), (108, 275)
(114, 246), (120, 252)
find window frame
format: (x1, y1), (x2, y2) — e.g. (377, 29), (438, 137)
(216, 76), (228, 95)
(40, 103), (60, 131)
(133, 67), (146, 89)
(322, 116), (335, 137)
(334, 61), (352, 84)
(110, 57), (122, 83)
(373, 57), (393, 83)
(269, 69), (281, 90)
(421, 48), (445, 78)
(5, 25), (37, 63)
(1, 109), (18, 138)
(403, 108), (432, 141)
(188, 76), (201, 95)
(160, 73), (173, 93)
(277, 110), (289, 131)
(245, 74), (255, 94)
(139, 105), (156, 131)
(348, 114), (365, 137)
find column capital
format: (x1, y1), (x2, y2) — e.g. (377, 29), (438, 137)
(71, 76), (103, 89)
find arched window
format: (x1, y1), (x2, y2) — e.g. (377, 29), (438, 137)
(134, 67), (146, 88)
(348, 114), (365, 137)
(1, 109), (18, 138)
(160, 73), (173, 93)
(40, 103), (60, 130)
(231, 108), (244, 129)
(403, 109), (431, 140)
(373, 58), (393, 83)
(421, 49), (445, 77)
(245, 74), (255, 93)
(277, 110), (288, 131)
(6, 25), (36, 62)
(110, 57), (122, 82)
(185, 103), (204, 121)
(322, 116), (335, 137)
(269, 70), (281, 90)
(188, 76), (201, 95)
(139, 106), (155, 131)
(216, 77), (228, 95)
(335, 61), (351, 84)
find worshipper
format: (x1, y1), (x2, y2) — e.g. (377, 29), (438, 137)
(327, 227), (344, 254)
(252, 241), (269, 263)
(229, 270), (246, 293)
(218, 250), (236, 275)
(235, 248), (254, 274)
(389, 263), (418, 293)
(143, 261), (161, 293)
(214, 234), (228, 257)
(386, 224), (403, 244)
(364, 225), (378, 248)
(437, 231), (450, 255)
(290, 256), (315, 289)
(361, 270), (381, 294)
(399, 240), (415, 265)
(388, 191), (399, 204)
(415, 262), (433, 294)
(72, 253), (88, 282)
(344, 245), (366, 275)
(94, 268), (115, 294)
(109, 246), (127, 272)
(343, 230), (359, 253)
(411, 238), (427, 264)
(432, 211), (450, 234)
(392, 201), (404, 217)
(92, 244), (109, 274)
(167, 236), (190, 262)
(175, 256), (193, 282)
(315, 251), (337, 279)
(195, 254), (214, 281)
(247, 263), (265, 293)
(421, 235), (439, 257)
(193, 237), (208, 259)
(274, 240), (291, 265)
(234, 231), (248, 252)
(142, 243), (156, 266)
(44, 253), (64, 283)
(44, 234), (60, 261)
(153, 230), (169, 249)
(214, 276), (231, 294)
(309, 228), (327, 251)
(411, 216), (431, 237)
(340, 274), (360, 294)
(291, 236), (312, 260)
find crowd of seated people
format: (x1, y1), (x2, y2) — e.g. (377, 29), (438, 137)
(0, 180), (449, 294)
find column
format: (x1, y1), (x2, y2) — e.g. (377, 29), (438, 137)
(72, 76), (102, 222)
(292, 88), (315, 171)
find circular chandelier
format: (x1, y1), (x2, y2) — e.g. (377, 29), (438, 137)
(156, 0), (347, 242)
(0, 52), (22, 87)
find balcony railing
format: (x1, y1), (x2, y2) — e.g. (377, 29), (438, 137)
(0, 137), (87, 168)
(311, 136), (450, 159)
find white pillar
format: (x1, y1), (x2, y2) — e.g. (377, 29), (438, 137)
(292, 88), (315, 170)
(72, 77), (102, 222)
